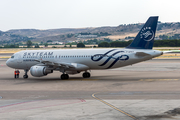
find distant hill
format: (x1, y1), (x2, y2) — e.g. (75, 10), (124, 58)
(1, 22), (180, 44)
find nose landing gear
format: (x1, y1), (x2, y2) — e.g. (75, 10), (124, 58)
(23, 69), (29, 79)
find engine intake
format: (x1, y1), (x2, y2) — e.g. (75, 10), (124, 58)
(30, 65), (53, 77)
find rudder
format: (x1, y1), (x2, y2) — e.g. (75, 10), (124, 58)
(126, 16), (158, 49)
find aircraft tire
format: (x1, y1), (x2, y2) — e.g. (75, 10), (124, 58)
(23, 75), (28, 79)
(83, 72), (90, 78)
(87, 72), (90, 78)
(65, 74), (69, 79)
(61, 74), (65, 80)
(61, 74), (69, 80)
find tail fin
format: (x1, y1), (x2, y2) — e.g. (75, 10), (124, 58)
(126, 16), (158, 49)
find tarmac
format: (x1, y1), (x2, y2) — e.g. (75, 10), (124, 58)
(0, 57), (180, 120)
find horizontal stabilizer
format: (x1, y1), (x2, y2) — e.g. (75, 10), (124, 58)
(135, 52), (151, 57)
(163, 51), (172, 54)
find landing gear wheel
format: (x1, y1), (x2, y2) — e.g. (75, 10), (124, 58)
(23, 69), (29, 79)
(61, 74), (69, 80)
(83, 72), (90, 78)
(23, 75), (28, 79)
(61, 75), (65, 80)
(65, 74), (69, 79)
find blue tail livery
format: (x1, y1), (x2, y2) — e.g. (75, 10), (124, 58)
(126, 16), (158, 49)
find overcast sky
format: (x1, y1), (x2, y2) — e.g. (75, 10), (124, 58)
(0, 0), (179, 31)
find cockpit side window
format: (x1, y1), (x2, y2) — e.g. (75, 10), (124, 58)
(11, 56), (14, 58)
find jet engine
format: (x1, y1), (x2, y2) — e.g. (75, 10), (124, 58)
(30, 65), (53, 77)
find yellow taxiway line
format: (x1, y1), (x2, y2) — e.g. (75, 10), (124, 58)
(92, 93), (138, 120)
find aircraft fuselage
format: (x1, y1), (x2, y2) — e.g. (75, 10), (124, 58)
(6, 48), (162, 70)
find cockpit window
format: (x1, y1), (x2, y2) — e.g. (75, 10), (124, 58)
(11, 56), (14, 58)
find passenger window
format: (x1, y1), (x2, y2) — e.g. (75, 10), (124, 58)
(11, 56), (14, 58)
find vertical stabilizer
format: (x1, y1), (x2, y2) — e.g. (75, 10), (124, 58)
(126, 16), (158, 49)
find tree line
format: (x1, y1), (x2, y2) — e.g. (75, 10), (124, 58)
(2, 39), (180, 48)
(98, 41), (133, 47)
(98, 40), (180, 47)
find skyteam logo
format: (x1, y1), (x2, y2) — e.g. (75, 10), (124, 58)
(140, 27), (154, 41)
(91, 49), (129, 69)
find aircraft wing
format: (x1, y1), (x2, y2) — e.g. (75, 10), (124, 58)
(34, 59), (75, 68)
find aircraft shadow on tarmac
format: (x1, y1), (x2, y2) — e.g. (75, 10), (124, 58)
(2, 74), (141, 82)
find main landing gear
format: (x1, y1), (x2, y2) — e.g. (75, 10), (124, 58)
(60, 71), (91, 80)
(23, 69), (29, 79)
(61, 74), (69, 80)
(82, 72), (90, 78)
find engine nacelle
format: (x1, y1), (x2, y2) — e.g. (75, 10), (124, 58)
(30, 65), (53, 77)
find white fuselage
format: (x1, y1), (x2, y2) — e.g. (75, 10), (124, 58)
(6, 48), (162, 71)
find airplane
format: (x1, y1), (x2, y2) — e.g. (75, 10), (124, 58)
(6, 16), (163, 80)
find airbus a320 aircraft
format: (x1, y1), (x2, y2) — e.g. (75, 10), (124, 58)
(6, 16), (163, 79)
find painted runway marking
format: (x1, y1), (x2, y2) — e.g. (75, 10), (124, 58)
(0, 99), (86, 113)
(140, 79), (179, 81)
(92, 93), (138, 120)
(0, 65), (6, 66)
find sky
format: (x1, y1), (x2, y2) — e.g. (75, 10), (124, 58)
(0, 0), (180, 31)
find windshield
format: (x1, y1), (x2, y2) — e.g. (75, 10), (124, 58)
(11, 56), (14, 58)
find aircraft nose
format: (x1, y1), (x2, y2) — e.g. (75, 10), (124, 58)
(6, 59), (11, 67)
